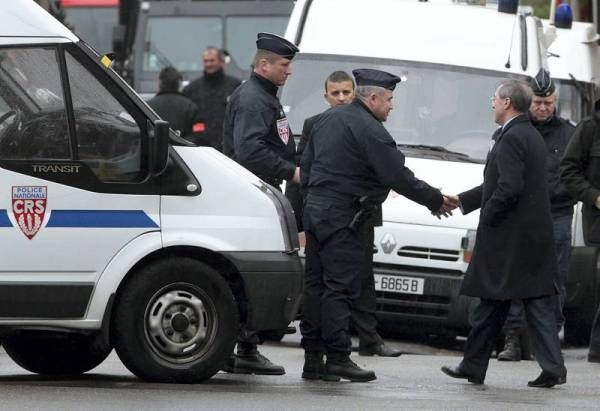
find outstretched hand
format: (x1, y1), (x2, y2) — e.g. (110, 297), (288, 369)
(432, 194), (459, 219)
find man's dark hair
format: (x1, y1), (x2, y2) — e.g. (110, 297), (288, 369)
(324, 70), (355, 91)
(159, 66), (182, 92)
(497, 79), (533, 113)
(204, 46), (226, 62)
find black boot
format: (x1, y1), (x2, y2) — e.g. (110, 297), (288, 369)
(498, 332), (521, 361)
(324, 353), (376, 382)
(302, 351), (325, 380)
(222, 345), (285, 375)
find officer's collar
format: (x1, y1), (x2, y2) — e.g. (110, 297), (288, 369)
(251, 72), (278, 96)
(353, 98), (381, 122)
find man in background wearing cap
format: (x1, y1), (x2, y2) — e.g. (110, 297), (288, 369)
(300, 68), (456, 382)
(221, 32), (300, 376)
(496, 69), (575, 362)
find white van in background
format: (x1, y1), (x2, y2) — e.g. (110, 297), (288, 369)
(282, 0), (598, 341)
(0, 0), (302, 383)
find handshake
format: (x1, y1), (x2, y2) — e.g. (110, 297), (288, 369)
(432, 194), (460, 219)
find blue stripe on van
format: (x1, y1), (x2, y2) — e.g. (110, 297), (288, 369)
(0, 210), (11, 227)
(46, 210), (158, 228)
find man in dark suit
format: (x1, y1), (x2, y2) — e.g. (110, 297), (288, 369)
(441, 79), (567, 388)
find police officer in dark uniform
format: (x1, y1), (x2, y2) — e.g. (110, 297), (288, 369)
(300, 68), (454, 382)
(497, 69), (575, 361)
(147, 66), (207, 145)
(222, 32), (300, 376)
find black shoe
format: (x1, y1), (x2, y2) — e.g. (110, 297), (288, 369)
(497, 332), (521, 362)
(527, 372), (566, 388)
(325, 354), (376, 382)
(358, 343), (402, 357)
(588, 351), (600, 363)
(222, 350), (285, 375)
(441, 365), (484, 385)
(302, 351), (325, 380)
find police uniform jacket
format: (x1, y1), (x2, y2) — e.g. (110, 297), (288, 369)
(459, 115), (558, 300)
(561, 113), (600, 246)
(223, 72), (296, 186)
(533, 115), (575, 217)
(147, 91), (207, 146)
(183, 70), (241, 151)
(300, 99), (443, 239)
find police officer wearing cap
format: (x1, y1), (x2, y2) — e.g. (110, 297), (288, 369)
(496, 69), (575, 362)
(221, 32), (299, 376)
(300, 68), (455, 382)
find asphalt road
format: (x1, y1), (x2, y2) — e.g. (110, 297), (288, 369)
(0, 329), (596, 410)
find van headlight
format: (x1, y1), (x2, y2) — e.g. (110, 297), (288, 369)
(255, 182), (299, 253)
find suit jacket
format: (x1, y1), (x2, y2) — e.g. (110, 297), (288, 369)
(459, 115), (558, 300)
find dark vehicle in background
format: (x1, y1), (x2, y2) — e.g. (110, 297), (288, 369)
(60, 0), (119, 54)
(113, 0), (293, 99)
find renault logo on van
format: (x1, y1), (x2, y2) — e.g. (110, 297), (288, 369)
(380, 233), (397, 254)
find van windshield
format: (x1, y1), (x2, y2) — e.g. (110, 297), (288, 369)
(280, 54), (531, 163)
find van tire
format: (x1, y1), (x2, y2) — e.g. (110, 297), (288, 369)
(112, 257), (238, 383)
(3, 332), (111, 376)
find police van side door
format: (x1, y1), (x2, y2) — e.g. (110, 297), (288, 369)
(0, 43), (160, 319)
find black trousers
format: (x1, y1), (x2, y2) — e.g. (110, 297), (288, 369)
(460, 296), (566, 382)
(300, 199), (366, 355)
(351, 224), (383, 348)
(590, 304), (600, 354)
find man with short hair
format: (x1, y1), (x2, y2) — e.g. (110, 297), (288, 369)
(300, 68), (454, 382)
(221, 33), (300, 376)
(148, 66), (206, 145)
(183, 47), (241, 151)
(441, 80), (567, 388)
(497, 69), (575, 362)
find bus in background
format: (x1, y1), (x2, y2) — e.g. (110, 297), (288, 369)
(60, 0), (119, 54)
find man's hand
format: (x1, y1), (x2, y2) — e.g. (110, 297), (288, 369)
(595, 194), (600, 210)
(432, 194), (460, 219)
(292, 167), (301, 184)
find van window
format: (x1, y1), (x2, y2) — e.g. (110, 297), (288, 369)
(65, 51), (143, 182)
(226, 16), (289, 70)
(143, 16), (223, 72)
(280, 54), (524, 163)
(0, 48), (71, 160)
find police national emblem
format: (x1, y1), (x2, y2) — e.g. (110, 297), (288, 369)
(12, 186), (47, 239)
(276, 117), (290, 144)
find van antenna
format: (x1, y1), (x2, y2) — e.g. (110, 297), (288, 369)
(505, 14), (518, 69)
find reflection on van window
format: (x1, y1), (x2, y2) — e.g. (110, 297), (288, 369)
(65, 51), (143, 182)
(226, 16), (289, 70)
(280, 55), (530, 162)
(555, 82), (582, 123)
(143, 17), (222, 72)
(0, 48), (70, 160)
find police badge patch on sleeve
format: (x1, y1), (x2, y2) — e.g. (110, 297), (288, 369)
(276, 117), (290, 144)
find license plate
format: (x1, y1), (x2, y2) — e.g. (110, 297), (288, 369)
(374, 273), (424, 295)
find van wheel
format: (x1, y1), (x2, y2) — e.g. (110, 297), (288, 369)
(112, 257), (238, 383)
(3, 332), (111, 376)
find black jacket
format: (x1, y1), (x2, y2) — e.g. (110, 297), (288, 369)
(183, 70), (241, 151)
(147, 91), (207, 146)
(533, 115), (575, 216)
(561, 114), (600, 245)
(459, 115), (557, 300)
(301, 99), (443, 214)
(222, 73), (296, 187)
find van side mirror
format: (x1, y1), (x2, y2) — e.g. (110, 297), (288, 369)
(148, 119), (169, 176)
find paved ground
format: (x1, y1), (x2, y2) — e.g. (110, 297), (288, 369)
(0, 327), (596, 410)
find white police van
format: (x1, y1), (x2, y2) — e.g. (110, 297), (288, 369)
(282, 0), (598, 340)
(0, 0), (302, 382)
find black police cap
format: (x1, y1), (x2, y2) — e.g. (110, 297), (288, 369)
(529, 68), (555, 97)
(256, 32), (299, 60)
(352, 68), (401, 91)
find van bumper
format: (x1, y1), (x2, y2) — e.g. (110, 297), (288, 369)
(373, 265), (476, 334)
(223, 251), (303, 331)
